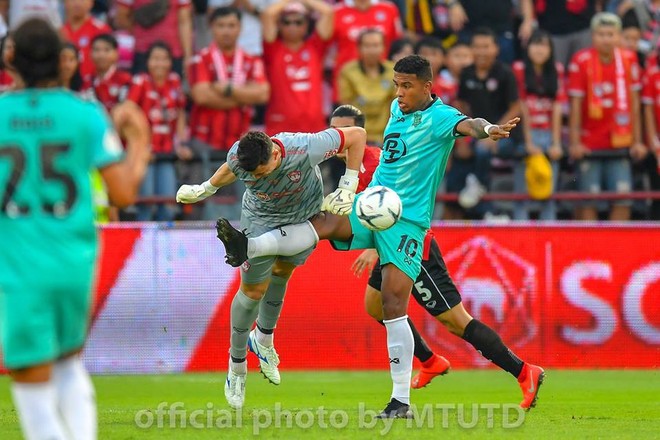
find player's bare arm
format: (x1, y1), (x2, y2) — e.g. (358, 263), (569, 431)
(176, 163), (238, 204)
(456, 117), (520, 141)
(101, 101), (151, 208)
(322, 126), (367, 215)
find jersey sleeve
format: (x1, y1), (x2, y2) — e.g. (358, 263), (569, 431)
(225, 142), (241, 175)
(87, 103), (124, 169)
(126, 75), (144, 104)
(567, 54), (586, 98)
(433, 104), (469, 140)
(304, 128), (345, 167)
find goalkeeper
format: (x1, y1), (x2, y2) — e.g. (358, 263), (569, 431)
(176, 127), (366, 409)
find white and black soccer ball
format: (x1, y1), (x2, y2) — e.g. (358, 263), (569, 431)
(356, 186), (402, 231)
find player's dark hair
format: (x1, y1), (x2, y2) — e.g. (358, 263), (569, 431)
(414, 36), (444, 55)
(146, 40), (173, 63)
(331, 105), (366, 128)
(237, 131), (273, 172)
(12, 18), (61, 87)
(61, 42), (83, 92)
(621, 9), (640, 30)
(471, 27), (498, 45)
(91, 33), (118, 50)
(523, 29), (558, 98)
(357, 28), (384, 46)
(209, 6), (242, 23)
(393, 54), (433, 82)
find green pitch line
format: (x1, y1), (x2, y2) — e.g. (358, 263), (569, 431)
(0, 370), (658, 439)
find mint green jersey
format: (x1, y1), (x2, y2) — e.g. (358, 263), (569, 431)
(0, 89), (123, 289)
(371, 98), (467, 229)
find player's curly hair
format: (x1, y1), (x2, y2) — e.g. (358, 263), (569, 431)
(237, 131), (272, 172)
(393, 54), (432, 83)
(12, 18), (61, 88)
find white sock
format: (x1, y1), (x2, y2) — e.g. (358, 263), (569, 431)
(11, 380), (69, 440)
(247, 221), (319, 258)
(229, 358), (247, 376)
(384, 315), (414, 405)
(256, 326), (274, 347)
(53, 357), (97, 440)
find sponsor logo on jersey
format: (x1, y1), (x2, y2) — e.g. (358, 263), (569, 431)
(382, 133), (407, 163)
(287, 170), (302, 183)
(324, 149), (339, 159)
(412, 113), (422, 127)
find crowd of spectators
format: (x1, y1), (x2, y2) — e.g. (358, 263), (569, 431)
(0, 0), (659, 221)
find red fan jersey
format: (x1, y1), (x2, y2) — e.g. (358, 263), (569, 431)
(512, 60), (567, 131)
(0, 69), (15, 93)
(82, 66), (132, 112)
(332, 1), (402, 95)
(188, 48), (267, 150)
(263, 33), (328, 135)
(61, 16), (112, 77)
(127, 72), (185, 153)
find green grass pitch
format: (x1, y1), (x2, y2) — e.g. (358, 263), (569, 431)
(0, 370), (658, 439)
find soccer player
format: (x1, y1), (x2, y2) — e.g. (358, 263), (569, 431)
(176, 126), (366, 409)
(0, 18), (150, 440)
(333, 104), (544, 406)
(216, 55), (530, 418)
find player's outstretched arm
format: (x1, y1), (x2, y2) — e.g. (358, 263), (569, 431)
(101, 101), (151, 208)
(176, 163), (237, 204)
(322, 126), (367, 215)
(456, 117), (520, 141)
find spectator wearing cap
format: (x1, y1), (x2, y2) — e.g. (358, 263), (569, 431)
(261, 0), (333, 135)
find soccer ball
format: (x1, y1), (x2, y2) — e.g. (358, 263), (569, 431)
(356, 186), (402, 231)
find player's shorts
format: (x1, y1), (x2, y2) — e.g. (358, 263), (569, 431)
(0, 263), (93, 370)
(240, 219), (315, 284)
(368, 238), (462, 316)
(331, 197), (426, 282)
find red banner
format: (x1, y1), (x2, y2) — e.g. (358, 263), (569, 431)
(3, 224), (658, 373)
(187, 224), (660, 371)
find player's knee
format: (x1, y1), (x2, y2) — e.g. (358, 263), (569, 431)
(381, 294), (406, 319)
(271, 262), (295, 279)
(241, 283), (268, 300)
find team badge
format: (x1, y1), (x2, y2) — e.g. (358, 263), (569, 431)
(256, 192), (271, 201)
(412, 113), (422, 127)
(241, 261), (251, 272)
(287, 170), (302, 183)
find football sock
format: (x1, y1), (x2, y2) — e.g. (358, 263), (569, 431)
(53, 357), (97, 440)
(255, 275), (288, 346)
(229, 358), (247, 375)
(384, 315), (414, 405)
(378, 318), (434, 363)
(230, 290), (260, 360)
(462, 319), (524, 378)
(11, 380), (68, 440)
(247, 221), (319, 258)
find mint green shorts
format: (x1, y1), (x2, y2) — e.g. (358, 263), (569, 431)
(331, 201), (425, 282)
(0, 267), (93, 370)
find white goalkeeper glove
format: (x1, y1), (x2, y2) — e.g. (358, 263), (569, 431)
(176, 180), (219, 204)
(322, 169), (359, 215)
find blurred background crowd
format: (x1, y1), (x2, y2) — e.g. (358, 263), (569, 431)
(1, 0), (659, 221)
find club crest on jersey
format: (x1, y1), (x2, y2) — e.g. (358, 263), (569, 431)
(287, 170), (302, 183)
(412, 113), (422, 127)
(241, 261), (251, 272)
(256, 191), (271, 201)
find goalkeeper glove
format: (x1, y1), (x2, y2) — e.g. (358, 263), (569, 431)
(176, 180), (219, 204)
(322, 169), (359, 215)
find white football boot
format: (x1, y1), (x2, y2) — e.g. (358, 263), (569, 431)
(224, 361), (246, 409)
(247, 329), (281, 385)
